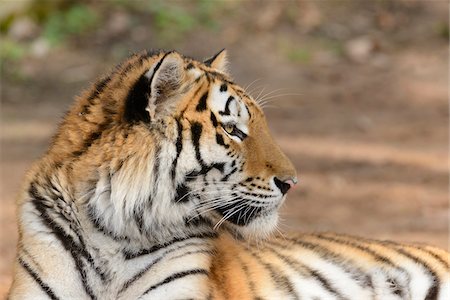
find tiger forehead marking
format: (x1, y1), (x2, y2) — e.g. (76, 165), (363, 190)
(210, 83), (250, 140)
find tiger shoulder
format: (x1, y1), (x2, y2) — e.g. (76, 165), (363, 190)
(9, 49), (449, 300)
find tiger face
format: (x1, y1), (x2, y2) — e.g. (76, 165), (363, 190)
(59, 50), (297, 242)
(176, 65), (295, 235)
(149, 50), (297, 238)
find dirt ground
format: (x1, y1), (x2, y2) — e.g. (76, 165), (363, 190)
(0, 1), (448, 296)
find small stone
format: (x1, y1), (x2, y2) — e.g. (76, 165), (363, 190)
(30, 38), (50, 58)
(296, 1), (322, 33)
(8, 17), (39, 41)
(107, 11), (130, 35)
(345, 36), (375, 63)
(255, 2), (283, 30)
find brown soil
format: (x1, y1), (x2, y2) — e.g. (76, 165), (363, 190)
(1, 1), (448, 297)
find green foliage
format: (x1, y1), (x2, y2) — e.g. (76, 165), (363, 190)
(144, 0), (221, 45)
(195, 0), (220, 30)
(321, 39), (344, 57)
(42, 4), (99, 45)
(0, 39), (28, 82)
(0, 39), (27, 62)
(153, 5), (196, 32)
(277, 38), (312, 64)
(287, 47), (312, 64)
(0, 13), (16, 34)
(435, 22), (449, 40)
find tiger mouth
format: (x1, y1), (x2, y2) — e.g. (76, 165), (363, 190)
(214, 199), (277, 226)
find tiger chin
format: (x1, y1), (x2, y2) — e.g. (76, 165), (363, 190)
(9, 50), (449, 300)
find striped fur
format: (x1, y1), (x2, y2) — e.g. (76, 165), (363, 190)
(9, 50), (449, 299)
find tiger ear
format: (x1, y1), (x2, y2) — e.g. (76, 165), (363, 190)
(204, 49), (229, 74)
(145, 52), (186, 121)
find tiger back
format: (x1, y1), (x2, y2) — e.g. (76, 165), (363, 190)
(9, 50), (449, 299)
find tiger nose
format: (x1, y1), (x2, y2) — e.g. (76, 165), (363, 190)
(274, 177), (298, 194)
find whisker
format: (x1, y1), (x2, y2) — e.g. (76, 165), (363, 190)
(258, 93), (304, 106)
(255, 86), (267, 103)
(259, 104), (279, 110)
(176, 187), (237, 203)
(213, 201), (248, 230)
(188, 195), (242, 216)
(248, 84), (265, 98)
(274, 226), (287, 241)
(244, 78), (262, 93)
(255, 87), (290, 103)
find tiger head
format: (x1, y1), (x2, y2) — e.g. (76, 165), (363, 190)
(48, 50), (297, 243)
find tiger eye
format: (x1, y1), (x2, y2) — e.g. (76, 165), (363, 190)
(224, 124), (234, 134)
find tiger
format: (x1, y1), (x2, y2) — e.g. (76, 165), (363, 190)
(9, 49), (449, 300)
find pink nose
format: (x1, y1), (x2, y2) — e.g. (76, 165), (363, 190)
(274, 177), (298, 194)
(285, 178), (298, 189)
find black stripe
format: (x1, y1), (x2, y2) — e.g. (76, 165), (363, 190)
(196, 91), (209, 111)
(245, 104), (252, 118)
(71, 122), (110, 158)
(82, 123), (109, 151)
(210, 112), (218, 127)
(148, 51), (172, 90)
(86, 50), (155, 103)
(186, 62), (194, 70)
(185, 162), (226, 180)
(87, 204), (129, 242)
(191, 122), (205, 166)
(248, 250), (299, 299)
(216, 133), (229, 149)
(151, 143), (161, 208)
(168, 249), (213, 261)
(316, 234), (397, 267)
(123, 232), (217, 259)
(118, 241), (207, 295)
(123, 70), (151, 123)
(123, 52), (171, 123)
(87, 75), (112, 102)
(133, 206), (145, 235)
(171, 119), (184, 179)
(221, 166), (237, 181)
(29, 185), (97, 300)
(220, 83), (228, 92)
(390, 246), (441, 300)
(265, 245), (348, 300)
(141, 269), (208, 296)
(174, 184), (190, 203)
(118, 51), (153, 79)
(425, 284), (439, 300)
(269, 238), (371, 289)
(212, 162), (225, 173)
(187, 121), (228, 180)
(219, 96), (234, 116)
(19, 257), (59, 300)
(235, 255), (260, 298)
(316, 234), (419, 296)
(204, 49), (225, 66)
(422, 247), (450, 269)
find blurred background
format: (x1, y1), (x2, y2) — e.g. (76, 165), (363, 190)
(0, 0), (448, 296)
